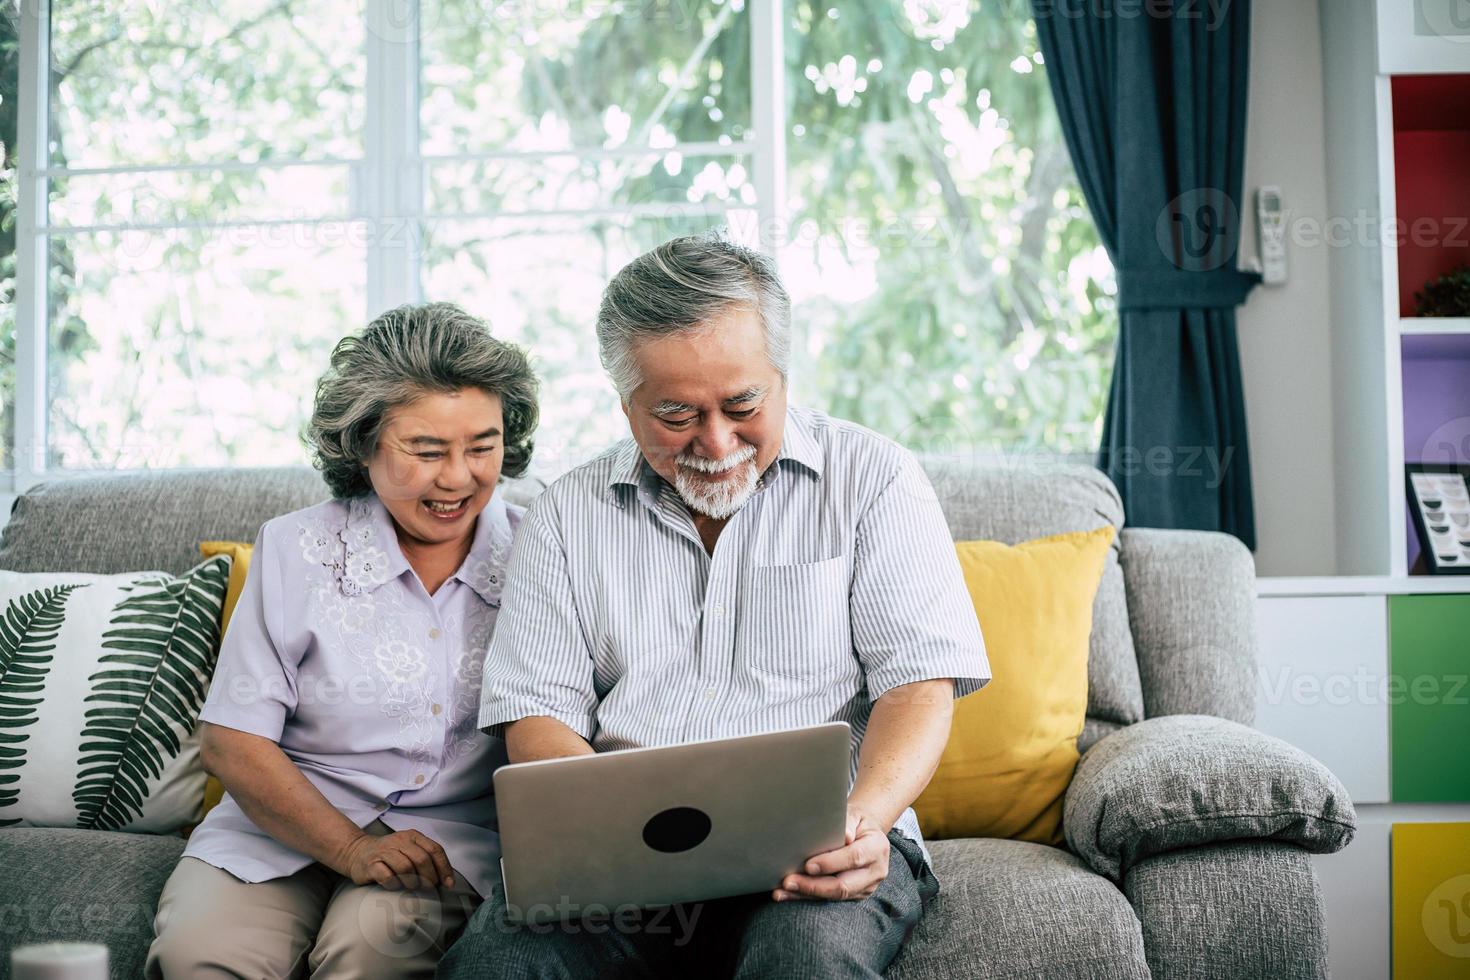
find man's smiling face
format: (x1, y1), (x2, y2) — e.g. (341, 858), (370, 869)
(621, 304), (787, 520)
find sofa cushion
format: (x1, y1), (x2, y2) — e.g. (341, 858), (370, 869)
(1119, 526), (1257, 723)
(0, 828), (184, 980)
(0, 558), (230, 833)
(915, 527), (1114, 845)
(199, 540), (254, 632)
(888, 837), (1150, 980)
(920, 457), (1144, 742)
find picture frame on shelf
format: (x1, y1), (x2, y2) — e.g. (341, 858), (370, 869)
(1406, 463), (1470, 574)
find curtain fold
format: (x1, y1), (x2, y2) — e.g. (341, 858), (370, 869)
(1033, 0), (1261, 549)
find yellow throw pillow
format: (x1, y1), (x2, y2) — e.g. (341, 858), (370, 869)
(192, 540), (254, 831)
(914, 525), (1115, 846)
(199, 540), (253, 634)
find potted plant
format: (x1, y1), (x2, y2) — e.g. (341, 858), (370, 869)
(1415, 264), (1470, 317)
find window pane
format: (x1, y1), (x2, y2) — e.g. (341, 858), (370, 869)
(48, 164), (353, 228)
(48, 225), (367, 469)
(426, 153), (755, 216)
(420, 0), (751, 156)
(421, 212), (737, 470)
(785, 1), (1115, 453)
(48, 0), (364, 168)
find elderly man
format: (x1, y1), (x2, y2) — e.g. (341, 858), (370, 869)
(439, 235), (989, 979)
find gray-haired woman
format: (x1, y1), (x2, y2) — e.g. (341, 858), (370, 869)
(146, 303), (537, 978)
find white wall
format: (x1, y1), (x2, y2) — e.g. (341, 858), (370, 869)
(1237, 0), (1338, 576)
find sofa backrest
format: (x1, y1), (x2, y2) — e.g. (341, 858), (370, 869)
(0, 460), (1144, 748)
(0, 468), (333, 575)
(0, 468), (549, 576)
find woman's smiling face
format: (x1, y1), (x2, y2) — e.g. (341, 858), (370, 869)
(366, 387), (505, 549)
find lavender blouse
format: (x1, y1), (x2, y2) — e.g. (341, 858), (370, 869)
(184, 491), (522, 899)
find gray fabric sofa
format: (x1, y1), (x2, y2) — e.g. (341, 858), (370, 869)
(0, 462), (1355, 979)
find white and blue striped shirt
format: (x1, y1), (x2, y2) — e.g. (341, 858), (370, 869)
(479, 404), (990, 862)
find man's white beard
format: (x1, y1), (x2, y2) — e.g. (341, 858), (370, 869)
(673, 445), (759, 519)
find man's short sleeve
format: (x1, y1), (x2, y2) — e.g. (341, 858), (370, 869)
(478, 498), (600, 740)
(198, 522), (300, 741)
(850, 452), (990, 702)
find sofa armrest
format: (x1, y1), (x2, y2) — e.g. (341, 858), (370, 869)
(1125, 840), (1330, 980)
(1119, 527), (1256, 723)
(1064, 715), (1356, 882)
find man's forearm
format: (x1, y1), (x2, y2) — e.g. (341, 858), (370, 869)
(504, 715), (597, 764)
(847, 679), (955, 832)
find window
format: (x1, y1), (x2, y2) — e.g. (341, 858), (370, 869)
(38, 0), (366, 471)
(417, 0), (756, 466)
(783, 1), (1115, 456)
(4, 0), (1114, 487)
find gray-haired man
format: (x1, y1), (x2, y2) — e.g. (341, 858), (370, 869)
(439, 235), (989, 978)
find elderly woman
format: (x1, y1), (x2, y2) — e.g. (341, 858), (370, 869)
(146, 303), (538, 978)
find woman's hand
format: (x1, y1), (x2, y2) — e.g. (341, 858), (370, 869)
(201, 724), (460, 892)
(340, 828), (456, 891)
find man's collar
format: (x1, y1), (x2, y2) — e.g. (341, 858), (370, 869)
(774, 406), (824, 478)
(607, 439), (647, 493)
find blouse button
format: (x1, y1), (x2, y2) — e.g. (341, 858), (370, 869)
(414, 774), (426, 785)
(431, 703), (443, 716)
(429, 627), (441, 640)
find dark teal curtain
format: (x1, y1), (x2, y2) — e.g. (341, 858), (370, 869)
(1032, 0), (1261, 549)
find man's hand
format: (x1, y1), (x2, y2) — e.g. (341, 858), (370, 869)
(772, 807), (889, 903)
(339, 828), (455, 891)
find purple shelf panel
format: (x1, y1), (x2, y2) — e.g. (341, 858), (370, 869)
(1401, 334), (1470, 572)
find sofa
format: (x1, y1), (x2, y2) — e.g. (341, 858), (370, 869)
(0, 461), (1355, 979)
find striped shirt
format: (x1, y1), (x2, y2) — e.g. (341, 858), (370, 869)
(479, 404), (990, 864)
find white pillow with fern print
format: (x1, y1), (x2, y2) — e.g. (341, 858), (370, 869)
(0, 554), (231, 833)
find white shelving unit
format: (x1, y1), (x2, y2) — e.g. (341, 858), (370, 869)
(1398, 317), (1470, 336)
(1265, 4), (1470, 977)
(1324, 1), (1470, 584)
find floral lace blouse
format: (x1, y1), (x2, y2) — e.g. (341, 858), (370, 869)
(184, 491), (522, 899)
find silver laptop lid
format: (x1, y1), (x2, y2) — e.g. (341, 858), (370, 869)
(494, 722), (851, 922)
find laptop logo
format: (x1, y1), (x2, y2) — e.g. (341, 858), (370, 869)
(642, 806), (712, 853)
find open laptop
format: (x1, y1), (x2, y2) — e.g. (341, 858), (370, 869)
(493, 722), (851, 923)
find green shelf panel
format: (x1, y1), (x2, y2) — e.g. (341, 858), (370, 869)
(1391, 594), (1470, 802)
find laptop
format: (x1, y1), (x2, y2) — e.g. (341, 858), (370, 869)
(493, 722), (851, 923)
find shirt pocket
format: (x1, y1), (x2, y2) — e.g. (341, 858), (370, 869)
(739, 555), (854, 679)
